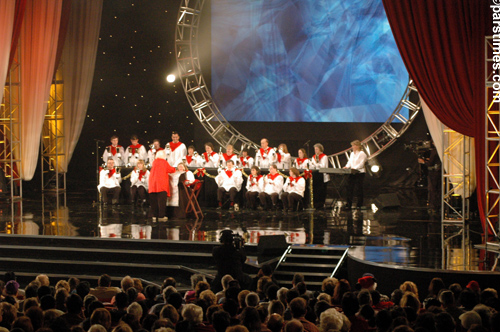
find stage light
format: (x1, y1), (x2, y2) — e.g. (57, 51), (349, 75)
(166, 74), (176, 83)
(367, 158), (382, 177)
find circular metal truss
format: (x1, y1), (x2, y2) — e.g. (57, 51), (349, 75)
(175, 0), (421, 162)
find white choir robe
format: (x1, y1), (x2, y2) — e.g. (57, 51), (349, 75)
(246, 175), (264, 193)
(255, 147), (277, 169)
(166, 142), (187, 167)
(220, 153), (238, 168)
(276, 153), (291, 170)
(102, 146), (125, 166)
(124, 145), (148, 166)
(263, 173), (284, 195)
(200, 151), (220, 168)
(310, 154), (330, 182)
(294, 158), (310, 170)
(167, 170), (195, 206)
(130, 169), (150, 190)
(215, 169), (243, 191)
(239, 156), (254, 168)
(97, 169), (122, 191)
(345, 150), (367, 173)
(283, 177), (306, 197)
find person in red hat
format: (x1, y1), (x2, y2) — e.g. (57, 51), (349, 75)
(148, 149), (176, 222)
(466, 280), (481, 294)
(357, 273), (377, 291)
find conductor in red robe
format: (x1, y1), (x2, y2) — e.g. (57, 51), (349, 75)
(148, 149), (176, 222)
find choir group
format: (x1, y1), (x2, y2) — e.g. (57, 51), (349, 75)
(97, 132), (368, 219)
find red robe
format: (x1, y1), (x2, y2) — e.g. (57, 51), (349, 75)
(148, 158), (176, 195)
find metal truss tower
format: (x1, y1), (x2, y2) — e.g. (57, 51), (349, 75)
(441, 129), (471, 269)
(41, 63), (66, 196)
(0, 46), (22, 210)
(475, 37), (500, 268)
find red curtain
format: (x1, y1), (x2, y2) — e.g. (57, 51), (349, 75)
(382, 0), (491, 227)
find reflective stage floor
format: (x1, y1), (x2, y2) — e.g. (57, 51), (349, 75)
(0, 188), (492, 274)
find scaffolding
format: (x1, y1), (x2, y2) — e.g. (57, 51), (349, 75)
(41, 63), (66, 195)
(441, 129), (472, 269)
(0, 46), (22, 216)
(475, 36), (500, 269)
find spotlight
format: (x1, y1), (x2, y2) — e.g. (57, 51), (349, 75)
(367, 158), (382, 177)
(166, 74), (176, 83)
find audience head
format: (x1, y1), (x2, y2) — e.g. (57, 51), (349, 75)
(320, 308), (345, 332)
(285, 319), (304, 332)
(182, 304), (204, 325)
(267, 314), (284, 332)
(428, 277), (446, 297)
(66, 293), (83, 315)
(160, 304), (179, 324)
(289, 297), (307, 319)
(212, 310), (230, 332)
(36, 274), (50, 287)
(245, 292), (260, 308)
(459, 310), (482, 330)
(90, 308), (112, 330)
(240, 306), (261, 332)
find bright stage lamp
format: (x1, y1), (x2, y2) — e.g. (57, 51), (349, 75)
(370, 164), (380, 173)
(166, 74), (176, 83)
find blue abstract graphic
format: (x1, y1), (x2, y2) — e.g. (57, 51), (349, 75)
(211, 0), (408, 122)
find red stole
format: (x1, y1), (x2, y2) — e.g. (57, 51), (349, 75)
(225, 170), (233, 178)
(277, 153), (282, 162)
(186, 155), (193, 164)
(296, 158), (307, 166)
(289, 176), (301, 186)
(240, 156), (249, 166)
(223, 153), (235, 161)
(259, 147), (272, 159)
(109, 145), (121, 155)
(138, 170), (146, 181)
(170, 141), (182, 151)
(203, 151), (216, 162)
(249, 174), (262, 186)
(130, 144), (142, 154)
(107, 168), (115, 178)
(315, 153), (326, 162)
(267, 173), (280, 181)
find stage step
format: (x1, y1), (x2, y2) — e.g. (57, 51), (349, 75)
(273, 245), (349, 291)
(0, 234), (263, 286)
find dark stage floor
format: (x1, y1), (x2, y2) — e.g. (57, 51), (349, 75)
(0, 187), (488, 273)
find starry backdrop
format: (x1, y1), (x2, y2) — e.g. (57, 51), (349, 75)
(66, 0), (209, 189)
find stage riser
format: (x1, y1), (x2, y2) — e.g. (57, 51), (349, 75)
(0, 234), (264, 286)
(0, 246), (213, 267)
(0, 234), (261, 254)
(348, 256), (500, 302)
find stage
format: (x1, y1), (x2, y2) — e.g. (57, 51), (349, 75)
(1, 186), (498, 298)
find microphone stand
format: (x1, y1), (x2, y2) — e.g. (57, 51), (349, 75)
(304, 140), (311, 158)
(95, 140), (102, 202)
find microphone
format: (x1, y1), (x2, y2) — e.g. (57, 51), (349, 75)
(304, 140), (311, 146)
(94, 139), (105, 142)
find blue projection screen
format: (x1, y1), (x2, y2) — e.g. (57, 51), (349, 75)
(211, 0), (408, 123)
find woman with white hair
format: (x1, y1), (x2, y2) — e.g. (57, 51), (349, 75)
(175, 304), (209, 332)
(148, 149), (176, 222)
(319, 308), (350, 332)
